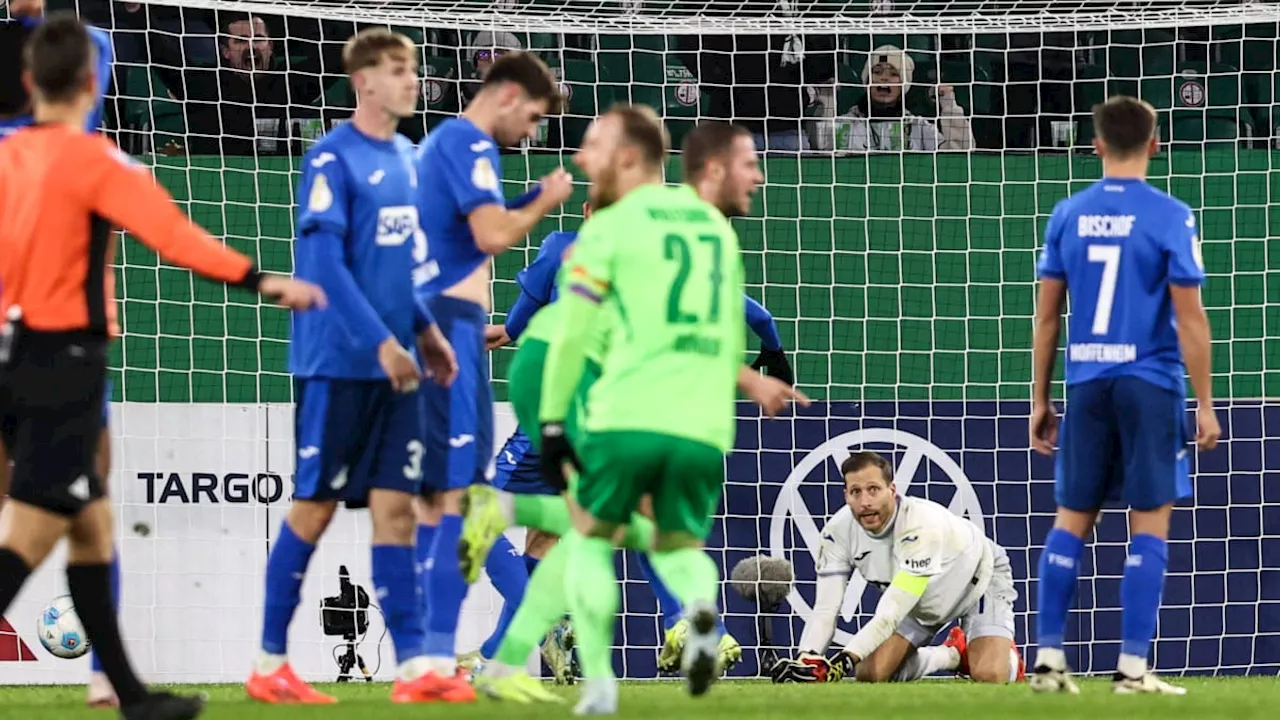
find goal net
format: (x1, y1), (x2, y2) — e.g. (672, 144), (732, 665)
(4, 0), (1278, 683)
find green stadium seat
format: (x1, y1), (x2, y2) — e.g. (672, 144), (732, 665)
(559, 59), (606, 148)
(1141, 61), (1248, 147)
(1070, 63), (1108, 147)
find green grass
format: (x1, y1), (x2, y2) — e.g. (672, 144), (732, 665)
(1, 678), (1278, 720)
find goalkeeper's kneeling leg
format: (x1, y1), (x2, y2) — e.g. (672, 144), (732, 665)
(966, 636), (1021, 684)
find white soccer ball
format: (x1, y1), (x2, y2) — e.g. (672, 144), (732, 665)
(37, 595), (91, 659)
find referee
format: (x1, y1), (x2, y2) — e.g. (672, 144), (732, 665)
(0, 14), (325, 720)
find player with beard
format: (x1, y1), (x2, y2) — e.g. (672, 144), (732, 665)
(476, 199), (793, 681)
(410, 51), (572, 702)
(457, 113), (806, 710)
(770, 451), (1023, 685)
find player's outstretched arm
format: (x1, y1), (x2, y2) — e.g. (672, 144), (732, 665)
(73, 136), (324, 310)
(467, 168), (573, 254)
(738, 366), (809, 418)
(1171, 285), (1219, 449)
(839, 570), (927, 666)
(771, 570), (858, 684)
(745, 294), (792, 385)
(797, 572), (848, 657)
(1030, 277), (1066, 455)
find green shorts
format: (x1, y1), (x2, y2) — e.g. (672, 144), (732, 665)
(576, 430), (724, 539)
(507, 338), (599, 454)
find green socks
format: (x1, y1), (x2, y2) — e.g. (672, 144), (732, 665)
(565, 533), (620, 680)
(512, 494), (573, 536)
(492, 533), (576, 668)
(648, 547), (719, 607)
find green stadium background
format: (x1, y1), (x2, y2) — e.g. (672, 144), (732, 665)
(108, 151), (1278, 404)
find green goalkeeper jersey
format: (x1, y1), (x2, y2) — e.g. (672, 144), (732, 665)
(549, 183), (745, 452)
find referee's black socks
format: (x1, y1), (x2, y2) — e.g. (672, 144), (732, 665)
(68, 563), (148, 706)
(0, 547), (32, 616)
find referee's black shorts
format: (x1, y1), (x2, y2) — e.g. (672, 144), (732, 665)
(0, 328), (107, 516)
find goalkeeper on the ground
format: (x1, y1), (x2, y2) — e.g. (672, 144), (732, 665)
(771, 451), (1024, 685)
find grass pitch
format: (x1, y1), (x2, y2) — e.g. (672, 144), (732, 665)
(1, 677), (1277, 720)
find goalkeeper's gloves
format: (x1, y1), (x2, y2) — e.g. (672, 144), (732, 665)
(751, 348), (794, 386)
(769, 652), (853, 684)
(539, 421), (580, 492)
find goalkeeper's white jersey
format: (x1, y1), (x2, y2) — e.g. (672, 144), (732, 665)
(815, 495), (995, 628)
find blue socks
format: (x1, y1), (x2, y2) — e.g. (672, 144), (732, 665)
(415, 523), (437, 622)
(372, 544), (426, 663)
(479, 535), (528, 659)
(423, 515), (466, 658)
(1035, 528), (1085, 652)
(1120, 533), (1168, 660)
(636, 551), (728, 636)
(261, 523), (316, 655)
(89, 550), (120, 673)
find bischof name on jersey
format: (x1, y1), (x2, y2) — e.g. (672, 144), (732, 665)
(1077, 214), (1135, 238)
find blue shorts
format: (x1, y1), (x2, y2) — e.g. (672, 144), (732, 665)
(293, 378), (423, 508)
(419, 296), (493, 492)
(1055, 375), (1193, 512)
(493, 428), (558, 496)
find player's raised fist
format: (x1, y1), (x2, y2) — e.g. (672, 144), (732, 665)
(1030, 403), (1058, 455)
(378, 337), (423, 393)
(540, 168), (574, 205)
(1195, 406), (1221, 451)
(257, 274), (327, 311)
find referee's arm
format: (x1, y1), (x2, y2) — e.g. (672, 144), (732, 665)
(65, 134), (260, 288)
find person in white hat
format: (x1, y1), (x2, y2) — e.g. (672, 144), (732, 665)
(832, 45), (974, 152)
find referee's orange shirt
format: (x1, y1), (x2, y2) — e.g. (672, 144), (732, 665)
(0, 124), (254, 336)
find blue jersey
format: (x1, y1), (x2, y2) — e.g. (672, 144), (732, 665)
(0, 23), (111, 139)
(290, 123), (430, 379)
(414, 117), (505, 297)
(1036, 177), (1205, 394)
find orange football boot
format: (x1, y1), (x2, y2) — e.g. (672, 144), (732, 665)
(944, 626), (970, 677)
(391, 669), (477, 704)
(245, 663), (338, 704)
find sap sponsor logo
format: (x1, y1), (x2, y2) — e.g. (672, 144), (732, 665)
(139, 472), (293, 504)
(375, 206), (422, 247)
(1077, 214), (1135, 238)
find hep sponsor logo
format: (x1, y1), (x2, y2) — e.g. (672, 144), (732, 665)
(139, 472), (293, 504)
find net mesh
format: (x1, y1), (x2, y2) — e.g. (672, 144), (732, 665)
(4, 0), (1277, 682)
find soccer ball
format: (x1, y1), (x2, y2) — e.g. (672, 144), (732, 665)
(37, 595), (91, 659)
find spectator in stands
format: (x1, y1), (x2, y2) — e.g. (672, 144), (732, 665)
(677, 6), (835, 153)
(460, 30), (523, 104)
(153, 11), (322, 156)
(833, 45), (973, 153)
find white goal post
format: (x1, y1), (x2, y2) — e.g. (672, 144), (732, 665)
(2, 0), (1277, 682)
